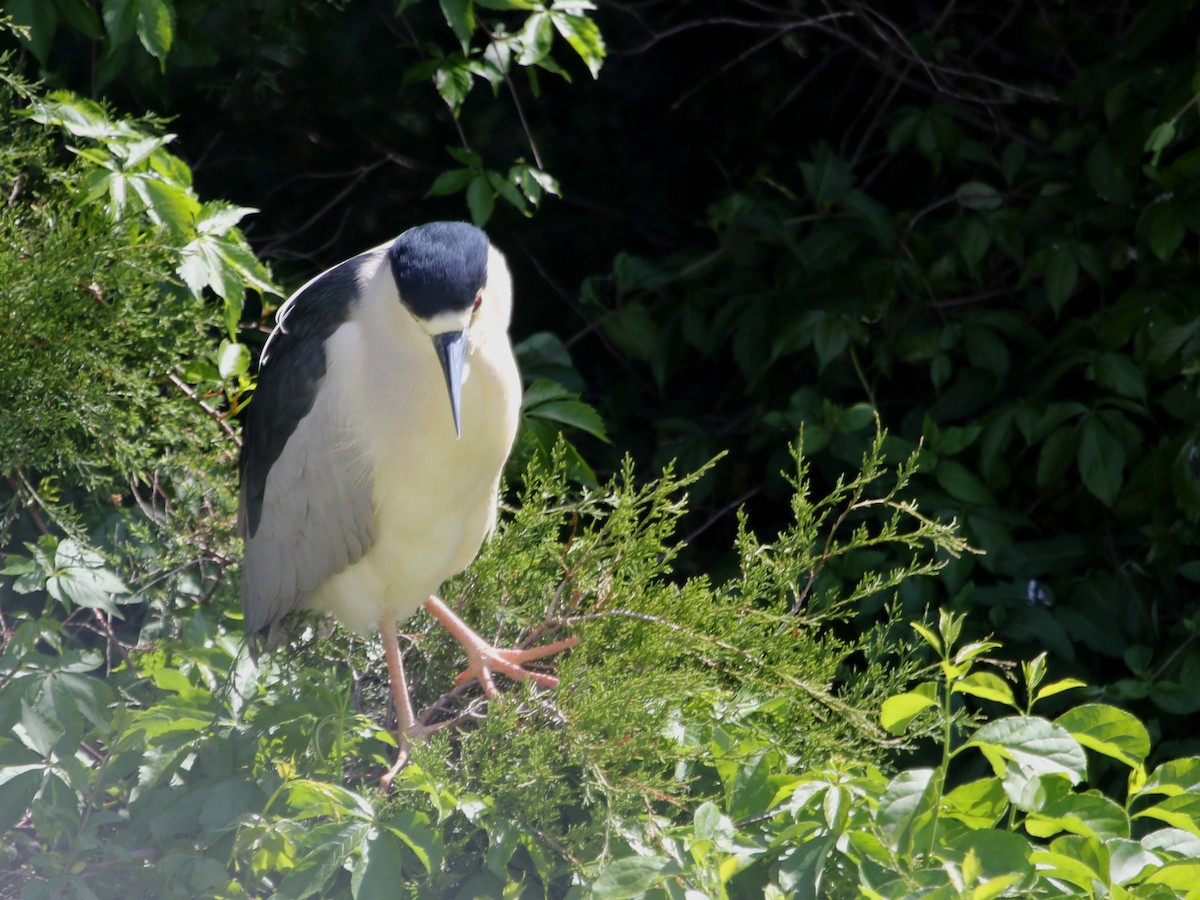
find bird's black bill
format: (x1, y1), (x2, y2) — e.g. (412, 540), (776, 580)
(431, 328), (470, 437)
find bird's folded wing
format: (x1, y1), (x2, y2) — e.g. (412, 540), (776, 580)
(238, 251), (381, 639)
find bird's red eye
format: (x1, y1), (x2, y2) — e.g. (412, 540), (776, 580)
(473, 295), (483, 311)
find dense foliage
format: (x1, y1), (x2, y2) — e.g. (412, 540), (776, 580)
(3, 0), (1200, 896)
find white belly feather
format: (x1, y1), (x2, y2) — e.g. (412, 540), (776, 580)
(303, 301), (519, 633)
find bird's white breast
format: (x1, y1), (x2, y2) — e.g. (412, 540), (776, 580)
(304, 256), (520, 633)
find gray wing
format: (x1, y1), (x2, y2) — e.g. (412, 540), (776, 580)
(238, 249), (381, 642)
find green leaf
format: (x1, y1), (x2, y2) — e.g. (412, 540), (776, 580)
(1044, 244), (1078, 314)
(517, 11), (555, 66)
(1056, 704), (1151, 769)
(965, 716), (1087, 783)
(133, 174), (199, 235)
(550, 6), (606, 78)
(135, 0), (175, 61)
(1135, 793), (1200, 835)
(426, 168), (474, 197)
(935, 459), (996, 506)
(945, 829), (1032, 880)
(353, 831), (405, 899)
(880, 684), (938, 735)
(434, 61), (473, 112)
(47, 538), (129, 614)
(1035, 425), (1078, 489)
(1025, 789), (1130, 841)
(102, 0), (138, 48)
(955, 181), (1003, 211)
(466, 175), (495, 224)
(953, 672), (1018, 708)
(1145, 120), (1176, 166)
(1092, 352), (1146, 403)
(218, 340), (251, 380)
(877, 767), (940, 854)
(1138, 757), (1200, 798)
(941, 777), (1008, 828)
(591, 855), (681, 899)
(1138, 198), (1186, 262)
(1107, 837), (1162, 885)
(438, 0), (475, 49)
(1145, 861), (1200, 891)
(525, 399), (609, 441)
(55, 0), (104, 39)
(6, 0), (59, 64)
(0, 767), (44, 835)
(1031, 835), (1110, 890)
(1077, 416), (1125, 507)
(1034, 678), (1087, 703)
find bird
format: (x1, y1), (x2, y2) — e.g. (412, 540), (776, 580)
(237, 221), (577, 786)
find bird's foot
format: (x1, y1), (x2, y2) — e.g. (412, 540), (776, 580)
(450, 636), (581, 697)
(380, 719), (443, 790)
(424, 595), (579, 699)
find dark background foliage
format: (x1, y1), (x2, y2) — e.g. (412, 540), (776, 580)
(7, 0), (1200, 752)
(4, 0), (1200, 894)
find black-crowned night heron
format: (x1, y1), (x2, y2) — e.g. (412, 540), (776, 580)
(238, 221), (577, 785)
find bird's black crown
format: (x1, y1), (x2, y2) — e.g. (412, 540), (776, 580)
(388, 221), (489, 320)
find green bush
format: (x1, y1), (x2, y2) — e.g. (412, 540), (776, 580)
(1, 432), (965, 897)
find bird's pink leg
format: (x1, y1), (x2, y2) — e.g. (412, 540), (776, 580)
(423, 595), (579, 699)
(379, 616), (429, 789)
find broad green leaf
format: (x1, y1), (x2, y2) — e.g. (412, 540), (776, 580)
(877, 767), (939, 853)
(953, 672), (1017, 708)
(56, 0), (104, 38)
(1024, 789), (1129, 841)
(1034, 678), (1087, 703)
(0, 767), (43, 835)
(945, 829), (1032, 880)
(517, 11), (555, 66)
(591, 855), (681, 899)
(133, 174), (200, 235)
(955, 180), (1003, 210)
(965, 716), (1087, 783)
(1078, 416), (1125, 507)
(1138, 198), (1186, 261)
(1144, 860), (1200, 891)
(1142, 826), (1200, 859)
(438, 0), (475, 49)
(526, 399), (609, 441)
(487, 169), (529, 214)
(1138, 757), (1200, 798)
(1056, 704), (1151, 769)
(218, 341), (251, 380)
(283, 779), (374, 820)
(550, 7), (605, 77)
(135, 0), (175, 61)
(353, 831), (405, 898)
(426, 168), (474, 198)
(1134, 794), (1200, 836)
(1107, 838), (1162, 885)
(466, 175), (495, 224)
(1044, 244), (1078, 314)
(278, 821), (369, 899)
(384, 808), (440, 874)
(935, 459), (996, 506)
(880, 684), (938, 735)
(942, 777), (1008, 828)
(434, 62), (473, 113)
(102, 0), (138, 48)
(1030, 840), (1109, 891)
(910, 621), (943, 654)
(6, 0), (58, 64)
(197, 201), (256, 235)
(1145, 121), (1176, 166)
(47, 538), (129, 613)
